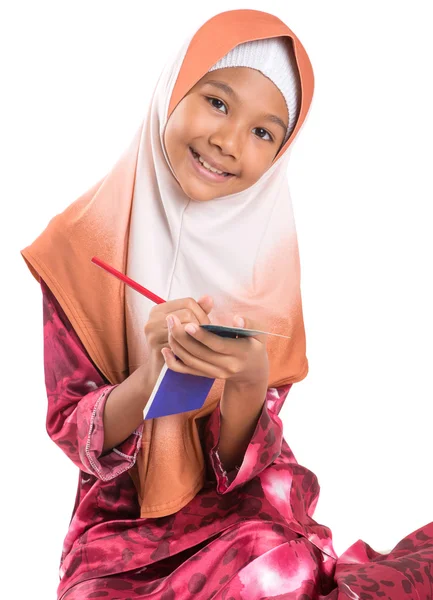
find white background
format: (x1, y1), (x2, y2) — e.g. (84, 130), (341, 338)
(1, 1), (432, 597)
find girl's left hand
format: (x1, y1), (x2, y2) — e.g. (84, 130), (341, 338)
(161, 313), (269, 388)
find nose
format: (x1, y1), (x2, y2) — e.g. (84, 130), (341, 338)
(208, 121), (244, 161)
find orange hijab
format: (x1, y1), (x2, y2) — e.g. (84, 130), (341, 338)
(21, 9), (314, 518)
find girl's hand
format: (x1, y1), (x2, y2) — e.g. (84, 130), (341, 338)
(162, 314), (269, 388)
(144, 296), (213, 370)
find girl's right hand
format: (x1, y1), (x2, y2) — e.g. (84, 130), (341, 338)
(103, 297), (212, 451)
(144, 295), (213, 368)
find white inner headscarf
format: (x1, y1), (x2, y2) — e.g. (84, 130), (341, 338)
(209, 37), (301, 142)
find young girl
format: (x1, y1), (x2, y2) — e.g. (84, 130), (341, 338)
(22, 9), (432, 600)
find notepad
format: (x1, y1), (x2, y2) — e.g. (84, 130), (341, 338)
(143, 365), (215, 420)
(142, 324), (290, 420)
(200, 324), (290, 339)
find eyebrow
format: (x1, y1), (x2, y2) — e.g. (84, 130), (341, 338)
(203, 80), (288, 133)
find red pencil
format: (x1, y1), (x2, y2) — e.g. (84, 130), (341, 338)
(91, 256), (166, 305)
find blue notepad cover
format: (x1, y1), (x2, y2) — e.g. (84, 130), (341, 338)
(143, 365), (215, 420)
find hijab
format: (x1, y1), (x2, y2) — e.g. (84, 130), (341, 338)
(21, 9), (314, 518)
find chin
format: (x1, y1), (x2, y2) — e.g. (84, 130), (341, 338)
(180, 182), (221, 203)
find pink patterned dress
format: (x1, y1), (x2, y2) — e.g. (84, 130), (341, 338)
(42, 280), (433, 599)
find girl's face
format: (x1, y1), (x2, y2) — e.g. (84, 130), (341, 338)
(164, 67), (289, 202)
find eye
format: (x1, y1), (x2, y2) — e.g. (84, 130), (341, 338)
(253, 127), (273, 142)
(206, 96), (228, 114)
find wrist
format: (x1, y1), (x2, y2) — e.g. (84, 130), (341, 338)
(225, 372), (268, 394)
(221, 377), (268, 419)
(137, 353), (163, 397)
(227, 350), (269, 391)
(218, 379), (268, 472)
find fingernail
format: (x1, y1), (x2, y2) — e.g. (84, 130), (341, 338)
(161, 348), (172, 361)
(167, 315), (174, 330)
(185, 323), (197, 336)
(234, 316), (245, 328)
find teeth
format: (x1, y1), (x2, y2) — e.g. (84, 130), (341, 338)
(197, 154), (226, 175)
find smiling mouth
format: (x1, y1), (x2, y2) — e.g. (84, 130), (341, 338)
(189, 147), (235, 178)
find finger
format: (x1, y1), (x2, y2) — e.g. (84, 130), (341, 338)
(161, 348), (219, 379)
(156, 309), (208, 340)
(156, 297), (213, 325)
(145, 308), (201, 346)
(168, 315), (250, 381)
(167, 315), (222, 364)
(233, 315), (267, 344)
(197, 295), (213, 315)
(171, 308), (202, 326)
(177, 317), (253, 355)
(167, 335), (225, 379)
(168, 313), (244, 357)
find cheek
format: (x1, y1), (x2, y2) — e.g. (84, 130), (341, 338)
(164, 101), (192, 155)
(164, 117), (183, 158)
(167, 100), (204, 140)
(165, 114), (198, 169)
(241, 147), (273, 184)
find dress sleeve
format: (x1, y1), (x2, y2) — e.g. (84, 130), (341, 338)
(203, 384), (292, 494)
(42, 280), (143, 480)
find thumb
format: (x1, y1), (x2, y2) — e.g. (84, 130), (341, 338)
(233, 315), (246, 328)
(233, 315), (267, 342)
(197, 295), (213, 315)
